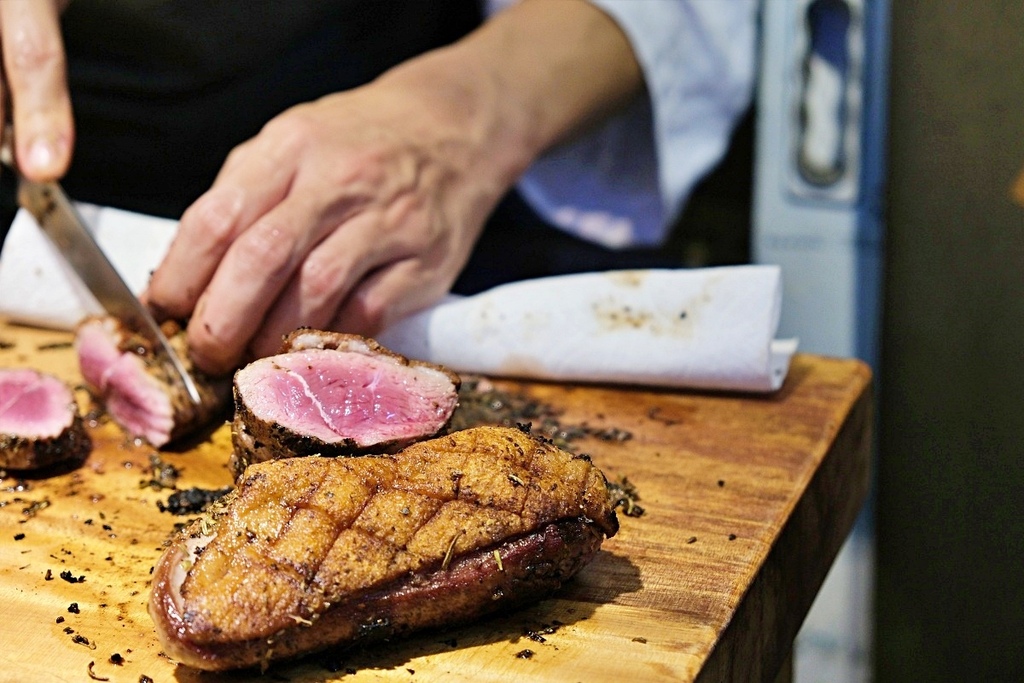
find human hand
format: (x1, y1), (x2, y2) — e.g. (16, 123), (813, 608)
(145, 0), (641, 377)
(144, 81), (509, 376)
(0, 0), (74, 180)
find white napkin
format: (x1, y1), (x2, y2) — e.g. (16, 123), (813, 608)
(0, 204), (178, 330)
(378, 268), (796, 392)
(0, 206), (796, 392)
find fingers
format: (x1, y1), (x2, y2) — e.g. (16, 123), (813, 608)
(328, 257), (454, 339)
(143, 184), (251, 320)
(182, 206), (312, 374)
(146, 116), (347, 375)
(0, 0), (73, 180)
(145, 134), (300, 319)
(179, 177), (382, 375)
(146, 95), (484, 376)
(245, 211), (385, 360)
(246, 189), (449, 360)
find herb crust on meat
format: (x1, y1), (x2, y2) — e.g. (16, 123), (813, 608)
(149, 425), (617, 671)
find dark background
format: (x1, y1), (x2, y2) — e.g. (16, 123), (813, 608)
(876, 1), (1024, 680)
(668, 2), (1024, 678)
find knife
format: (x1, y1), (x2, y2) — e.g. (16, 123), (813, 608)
(1, 138), (202, 407)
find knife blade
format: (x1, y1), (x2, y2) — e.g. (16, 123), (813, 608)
(16, 179), (203, 408)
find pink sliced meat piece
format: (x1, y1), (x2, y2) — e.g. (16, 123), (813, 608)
(75, 316), (230, 447)
(230, 329), (460, 479)
(0, 368), (91, 470)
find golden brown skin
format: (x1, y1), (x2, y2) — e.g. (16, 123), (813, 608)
(149, 425), (617, 671)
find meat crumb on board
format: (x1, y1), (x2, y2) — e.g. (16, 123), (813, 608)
(449, 377), (634, 452)
(606, 477), (645, 517)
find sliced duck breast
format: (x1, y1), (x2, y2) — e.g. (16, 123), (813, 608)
(230, 329), (459, 478)
(0, 368), (91, 469)
(149, 425), (617, 671)
(76, 316), (230, 447)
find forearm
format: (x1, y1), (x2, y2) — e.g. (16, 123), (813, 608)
(373, 0), (644, 193)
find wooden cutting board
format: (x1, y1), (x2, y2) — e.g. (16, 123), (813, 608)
(0, 319), (872, 683)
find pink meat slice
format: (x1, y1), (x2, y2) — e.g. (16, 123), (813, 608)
(0, 368), (91, 470)
(0, 368), (76, 437)
(229, 330), (460, 479)
(75, 316), (230, 447)
(236, 349), (458, 446)
(76, 318), (174, 445)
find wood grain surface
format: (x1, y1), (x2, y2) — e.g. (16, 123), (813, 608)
(0, 319), (872, 683)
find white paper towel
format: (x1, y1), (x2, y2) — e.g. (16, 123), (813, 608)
(0, 204), (178, 330)
(0, 206), (796, 392)
(377, 268), (796, 392)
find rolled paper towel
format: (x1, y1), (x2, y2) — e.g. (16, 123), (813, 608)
(377, 266), (796, 392)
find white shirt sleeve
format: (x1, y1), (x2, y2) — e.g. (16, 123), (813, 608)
(485, 0), (758, 249)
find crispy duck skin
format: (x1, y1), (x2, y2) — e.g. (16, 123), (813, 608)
(75, 316), (230, 446)
(230, 329), (460, 479)
(0, 368), (91, 470)
(149, 425), (618, 671)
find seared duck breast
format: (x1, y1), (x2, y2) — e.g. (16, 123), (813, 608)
(0, 367), (91, 469)
(150, 425), (617, 671)
(75, 316), (229, 446)
(230, 329), (460, 479)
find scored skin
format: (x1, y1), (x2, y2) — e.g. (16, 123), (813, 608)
(229, 329), (461, 479)
(150, 425), (618, 671)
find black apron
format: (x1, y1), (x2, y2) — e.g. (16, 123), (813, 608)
(59, 0), (482, 218)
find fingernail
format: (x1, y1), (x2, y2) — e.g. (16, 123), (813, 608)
(27, 138), (56, 172)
